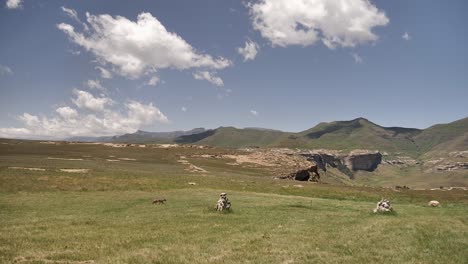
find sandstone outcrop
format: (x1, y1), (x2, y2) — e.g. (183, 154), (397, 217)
(435, 162), (468, 171)
(343, 150), (382, 172)
(300, 149), (382, 172)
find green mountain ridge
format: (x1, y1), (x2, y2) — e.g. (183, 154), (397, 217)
(174, 117), (468, 157)
(65, 117), (468, 158)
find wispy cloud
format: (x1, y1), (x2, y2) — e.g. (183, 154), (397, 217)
(237, 40), (259, 62)
(402, 32), (411, 41)
(95, 66), (112, 79)
(86, 79), (106, 92)
(351, 53), (363, 64)
(193, 71), (224, 87)
(250, 110), (259, 117)
(0, 65), (13, 76)
(61, 6), (80, 23)
(146, 76), (160, 86)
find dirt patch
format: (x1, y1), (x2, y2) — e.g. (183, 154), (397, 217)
(8, 167), (45, 171)
(60, 169), (89, 173)
(13, 255), (95, 263)
(48, 157), (84, 161)
(178, 156), (208, 173)
(154, 144), (180, 148)
(197, 149), (311, 174)
(118, 158), (137, 161)
(103, 143), (127, 148)
(186, 164), (207, 173)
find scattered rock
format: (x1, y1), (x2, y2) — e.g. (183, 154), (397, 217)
(428, 200), (440, 207)
(435, 162), (468, 171)
(373, 199), (393, 213)
(102, 143), (127, 148)
(188, 182), (197, 185)
(216, 192), (231, 211)
(395, 185), (410, 190)
(449, 151), (468, 158)
(152, 198), (166, 205)
(153, 144), (179, 148)
(293, 185), (304, 188)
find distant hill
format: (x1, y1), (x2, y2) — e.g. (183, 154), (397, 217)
(286, 118), (422, 155)
(67, 117), (468, 157)
(68, 128), (207, 143)
(175, 127), (288, 147)
(112, 128), (207, 143)
(413, 117), (468, 157)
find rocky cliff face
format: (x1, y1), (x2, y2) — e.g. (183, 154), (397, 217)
(435, 162), (468, 171)
(300, 150), (382, 173)
(343, 150), (382, 172)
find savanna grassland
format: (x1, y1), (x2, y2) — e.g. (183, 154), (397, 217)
(0, 139), (467, 263)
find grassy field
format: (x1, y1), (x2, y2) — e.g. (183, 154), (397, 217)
(0, 139), (467, 263)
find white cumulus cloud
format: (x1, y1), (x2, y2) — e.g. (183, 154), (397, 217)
(237, 40), (259, 62)
(248, 0), (389, 48)
(58, 12), (231, 79)
(5, 0), (22, 9)
(193, 71), (224, 87)
(0, 90), (168, 139)
(56, 106), (79, 119)
(72, 89), (113, 112)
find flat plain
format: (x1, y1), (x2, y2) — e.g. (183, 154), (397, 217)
(0, 139), (467, 263)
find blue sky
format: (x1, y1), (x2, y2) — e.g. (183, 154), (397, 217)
(0, 0), (467, 139)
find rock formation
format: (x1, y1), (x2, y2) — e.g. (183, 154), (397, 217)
(343, 150), (382, 172)
(373, 199), (393, 213)
(435, 162), (468, 171)
(216, 193), (231, 211)
(300, 150), (382, 173)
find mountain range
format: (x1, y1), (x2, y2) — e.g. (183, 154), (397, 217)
(70, 117), (468, 157)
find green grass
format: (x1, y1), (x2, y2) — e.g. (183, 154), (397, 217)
(0, 139), (467, 263)
(1, 190), (466, 264)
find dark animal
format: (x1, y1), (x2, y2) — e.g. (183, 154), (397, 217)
(152, 198), (167, 205)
